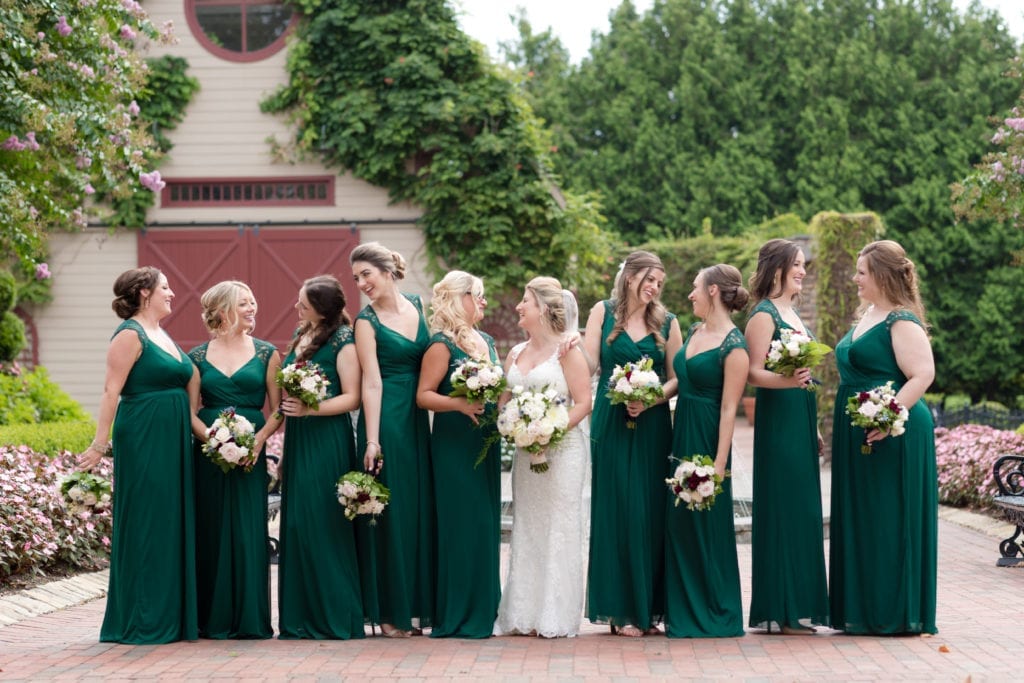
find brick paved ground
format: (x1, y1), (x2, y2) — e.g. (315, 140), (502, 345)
(2, 422), (1021, 681)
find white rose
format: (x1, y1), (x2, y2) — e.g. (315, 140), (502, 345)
(466, 376), (481, 390)
(614, 378), (633, 395)
(215, 427), (231, 443)
(679, 460), (697, 477)
(514, 430), (533, 447)
(67, 485), (84, 502)
(83, 492), (98, 507)
(220, 442), (245, 464)
(697, 480), (715, 498)
(680, 490), (692, 503)
(299, 376), (319, 392)
(858, 402), (881, 419)
(784, 340), (801, 355)
(369, 501), (386, 515)
(234, 416), (255, 434)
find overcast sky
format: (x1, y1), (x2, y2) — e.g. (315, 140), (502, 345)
(454, 0), (1024, 64)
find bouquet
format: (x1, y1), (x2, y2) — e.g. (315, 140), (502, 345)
(764, 329), (832, 390)
(202, 407), (257, 473)
(845, 381), (910, 454)
(497, 385), (570, 473)
(666, 454), (726, 512)
(60, 471), (112, 516)
(275, 360), (329, 418)
(606, 355), (665, 428)
(449, 357), (507, 405)
(336, 471), (390, 524)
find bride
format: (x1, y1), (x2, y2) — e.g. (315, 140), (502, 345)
(494, 276), (593, 638)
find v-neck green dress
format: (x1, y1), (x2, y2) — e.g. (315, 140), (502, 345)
(277, 326), (364, 639)
(355, 294), (435, 631)
(829, 310), (937, 634)
(587, 300), (674, 630)
(664, 325), (746, 638)
(747, 300), (829, 630)
(428, 332), (502, 638)
(100, 319), (198, 644)
(189, 338), (275, 639)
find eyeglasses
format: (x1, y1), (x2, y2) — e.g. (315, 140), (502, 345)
(464, 292), (486, 302)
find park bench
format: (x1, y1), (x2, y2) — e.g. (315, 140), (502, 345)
(992, 454), (1024, 567)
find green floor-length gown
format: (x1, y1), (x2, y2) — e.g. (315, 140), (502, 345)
(100, 319), (198, 644)
(189, 338), (275, 639)
(355, 294), (434, 630)
(277, 326), (364, 639)
(428, 332), (501, 638)
(747, 300), (829, 630)
(664, 326), (746, 638)
(587, 300), (674, 629)
(830, 310), (937, 634)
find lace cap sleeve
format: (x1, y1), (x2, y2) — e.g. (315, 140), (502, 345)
(253, 338), (276, 365)
(356, 304), (378, 328)
(114, 319), (147, 350)
(746, 298), (777, 324)
(187, 342), (207, 365)
(718, 327), (748, 365)
(429, 331), (459, 356)
(406, 293), (426, 318)
(886, 309), (924, 330)
(660, 311), (677, 340)
(329, 325), (355, 352)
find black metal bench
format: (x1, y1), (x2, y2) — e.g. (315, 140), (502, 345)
(267, 454), (281, 563)
(992, 454), (1024, 567)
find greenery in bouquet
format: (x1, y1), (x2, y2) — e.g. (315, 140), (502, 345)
(846, 381), (909, 454)
(449, 357), (507, 404)
(336, 471), (390, 524)
(497, 385), (570, 473)
(274, 360), (329, 417)
(606, 355), (664, 428)
(666, 454), (726, 512)
(202, 407), (256, 473)
(60, 470), (112, 516)
(764, 329), (831, 390)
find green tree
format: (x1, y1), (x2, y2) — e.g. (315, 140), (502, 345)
(0, 1), (171, 268)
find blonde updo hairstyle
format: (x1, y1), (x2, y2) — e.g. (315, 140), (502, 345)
(111, 266), (162, 319)
(200, 280), (255, 335)
(700, 264), (750, 314)
(607, 250), (668, 348)
(349, 241), (406, 281)
(749, 238), (803, 303)
(525, 276), (570, 335)
(857, 240), (927, 327)
(429, 271), (484, 355)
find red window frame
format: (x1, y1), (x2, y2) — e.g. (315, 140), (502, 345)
(161, 176), (335, 208)
(185, 0), (295, 63)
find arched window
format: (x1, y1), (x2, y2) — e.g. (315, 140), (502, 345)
(186, 0), (294, 63)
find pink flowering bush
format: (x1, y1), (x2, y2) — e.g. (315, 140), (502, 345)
(0, 445), (112, 579)
(935, 424), (1024, 508)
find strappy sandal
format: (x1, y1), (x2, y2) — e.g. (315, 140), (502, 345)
(380, 623), (411, 638)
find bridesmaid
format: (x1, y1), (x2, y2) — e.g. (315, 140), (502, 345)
(189, 281), (280, 639)
(416, 271), (501, 639)
(663, 265), (748, 638)
(744, 239), (829, 634)
(351, 242), (434, 638)
(277, 275), (364, 639)
(583, 250), (681, 637)
(78, 267), (198, 644)
(830, 240), (937, 635)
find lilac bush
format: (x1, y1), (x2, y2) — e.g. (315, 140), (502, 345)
(0, 445), (112, 578)
(935, 424), (1024, 508)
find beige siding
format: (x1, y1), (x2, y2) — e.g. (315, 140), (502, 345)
(26, 230), (138, 419)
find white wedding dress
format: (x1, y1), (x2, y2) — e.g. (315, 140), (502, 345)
(494, 342), (590, 638)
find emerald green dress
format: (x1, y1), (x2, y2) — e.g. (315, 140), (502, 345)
(355, 294), (434, 630)
(664, 325), (746, 638)
(277, 326), (364, 639)
(428, 332), (501, 638)
(100, 319), (198, 644)
(830, 310), (937, 634)
(189, 338), (275, 639)
(587, 300), (674, 630)
(747, 300), (829, 630)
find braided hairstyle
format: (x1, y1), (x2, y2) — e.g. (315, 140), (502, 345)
(857, 240), (928, 327)
(286, 275), (352, 361)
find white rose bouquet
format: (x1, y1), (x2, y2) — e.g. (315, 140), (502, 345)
(666, 454), (726, 512)
(274, 360), (329, 418)
(449, 357), (507, 405)
(845, 381), (910, 454)
(497, 385), (570, 473)
(202, 407), (257, 473)
(606, 355), (664, 428)
(60, 471), (113, 516)
(764, 328), (832, 390)
(336, 471), (391, 524)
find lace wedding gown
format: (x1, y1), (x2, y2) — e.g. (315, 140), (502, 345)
(494, 343), (590, 638)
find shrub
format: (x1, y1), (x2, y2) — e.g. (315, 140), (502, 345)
(0, 269), (15, 312)
(0, 366), (90, 425)
(0, 421), (95, 456)
(0, 445), (112, 578)
(935, 424), (1024, 508)
(0, 311), (26, 362)
(944, 394), (972, 411)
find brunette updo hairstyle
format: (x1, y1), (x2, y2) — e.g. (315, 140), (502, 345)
(287, 275), (352, 361)
(525, 276), (571, 335)
(858, 240), (928, 327)
(200, 281), (254, 334)
(349, 241), (406, 281)
(700, 264), (750, 313)
(607, 250), (668, 347)
(749, 239), (803, 303)
(111, 266), (162, 320)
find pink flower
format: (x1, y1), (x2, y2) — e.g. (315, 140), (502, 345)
(2, 135), (25, 151)
(128, 100), (140, 116)
(24, 132), (39, 151)
(79, 65), (95, 79)
(1004, 117), (1024, 132)
(139, 170), (166, 192)
(56, 16), (72, 37)
(84, 183), (95, 195)
(37, 31), (45, 40)
(35, 263), (51, 280)
(119, 24), (136, 41)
